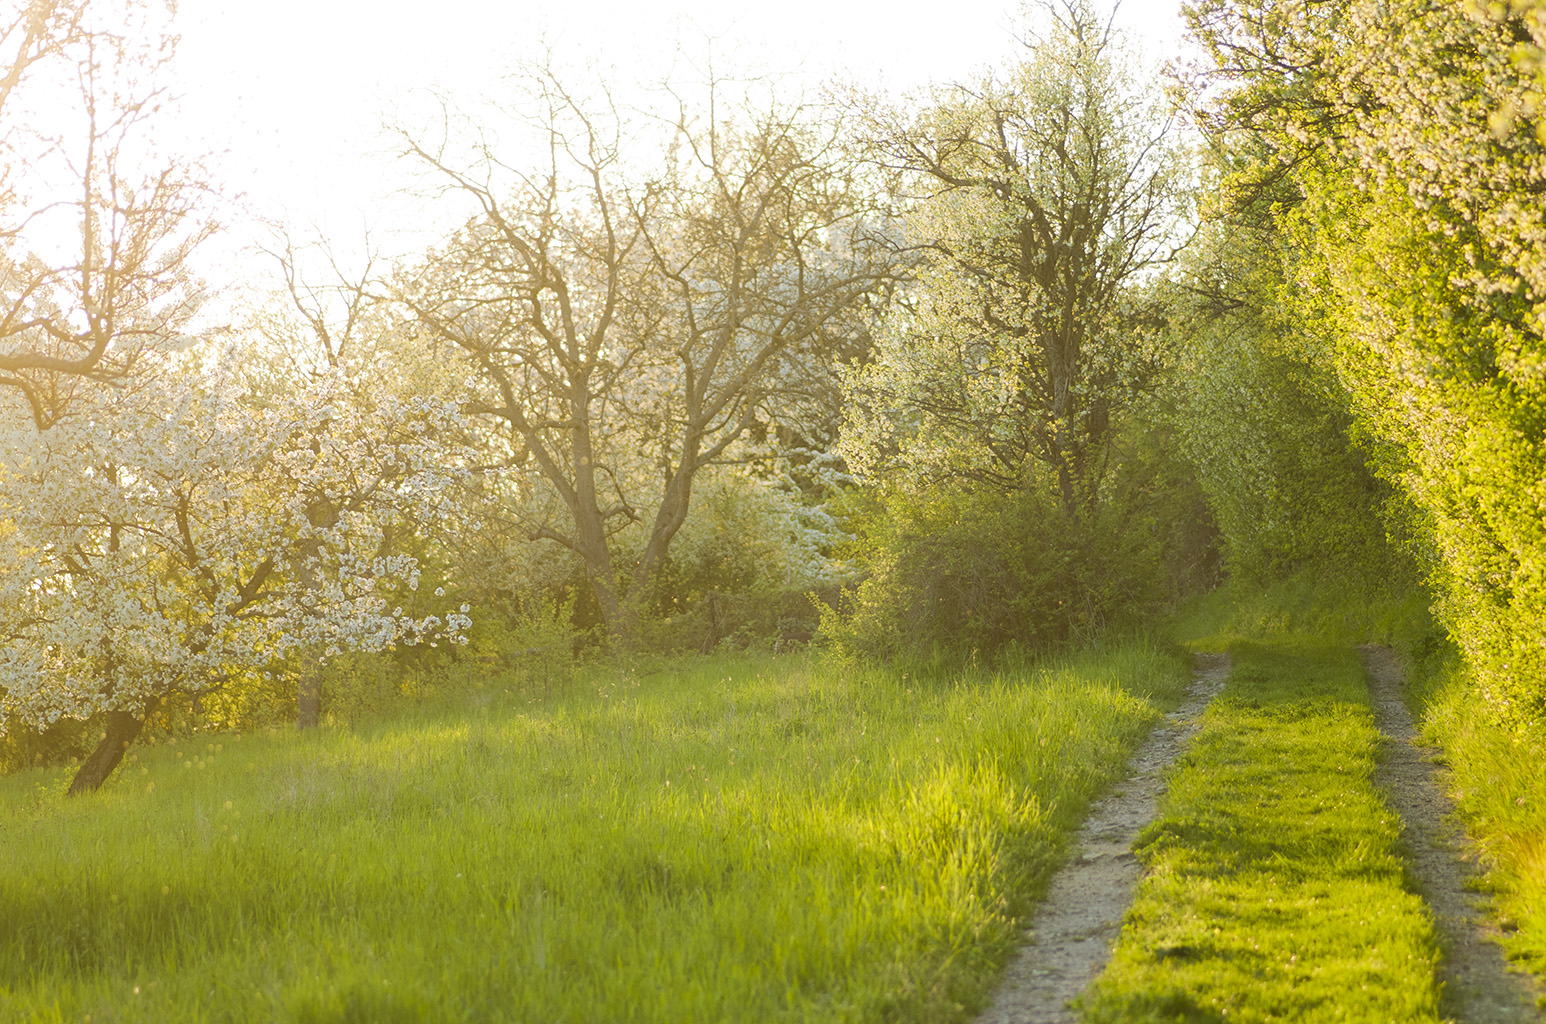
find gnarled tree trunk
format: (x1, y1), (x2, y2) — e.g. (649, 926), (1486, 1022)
(67, 699), (159, 796)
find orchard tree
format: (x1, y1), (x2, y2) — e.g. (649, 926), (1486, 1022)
(252, 230), (416, 728)
(842, 0), (1189, 514)
(393, 65), (901, 642)
(0, 359), (470, 794)
(0, 0), (213, 424)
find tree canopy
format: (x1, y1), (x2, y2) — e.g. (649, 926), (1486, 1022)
(843, 0), (1188, 513)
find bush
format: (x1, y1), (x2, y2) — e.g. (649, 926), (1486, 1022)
(822, 473), (1199, 662)
(630, 469), (851, 654)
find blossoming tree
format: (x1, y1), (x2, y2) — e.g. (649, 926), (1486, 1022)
(0, 358), (470, 794)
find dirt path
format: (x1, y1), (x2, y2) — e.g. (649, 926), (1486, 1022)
(1361, 645), (1544, 1023)
(975, 653), (1230, 1024)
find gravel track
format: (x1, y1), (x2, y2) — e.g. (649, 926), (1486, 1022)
(974, 652), (1230, 1024)
(973, 645), (1545, 1024)
(1361, 645), (1544, 1023)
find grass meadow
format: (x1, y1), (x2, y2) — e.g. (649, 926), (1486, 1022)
(0, 643), (1188, 1024)
(1082, 638), (1443, 1022)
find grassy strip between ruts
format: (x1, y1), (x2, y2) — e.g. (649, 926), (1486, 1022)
(1079, 639), (1443, 1023)
(1188, 573), (1546, 997)
(0, 643), (1187, 1024)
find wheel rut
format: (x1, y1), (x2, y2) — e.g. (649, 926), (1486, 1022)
(975, 652), (1230, 1024)
(1361, 645), (1544, 1023)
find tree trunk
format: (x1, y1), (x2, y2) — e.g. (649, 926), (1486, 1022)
(297, 661), (321, 729)
(636, 461), (695, 596)
(575, 537), (634, 651)
(67, 700), (158, 796)
(294, 525), (329, 730)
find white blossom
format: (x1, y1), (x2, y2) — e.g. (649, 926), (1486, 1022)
(0, 355), (474, 731)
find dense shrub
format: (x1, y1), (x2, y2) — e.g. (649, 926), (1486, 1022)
(1185, 0), (1546, 724)
(823, 449), (1212, 662)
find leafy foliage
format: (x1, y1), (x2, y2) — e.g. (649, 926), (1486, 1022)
(1187, 0), (1546, 723)
(1165, 214), (1401, 582)
(845, 0), (1188, 512)
(825, 441), (1210, 662)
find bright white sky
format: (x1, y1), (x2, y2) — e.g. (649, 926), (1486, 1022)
(168, 0), (1192, 292)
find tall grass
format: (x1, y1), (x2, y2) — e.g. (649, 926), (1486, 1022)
(0, 643), (1188, 1023)
(1408, 652), (1546, 982)
(1173, 572), (1431, 653)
